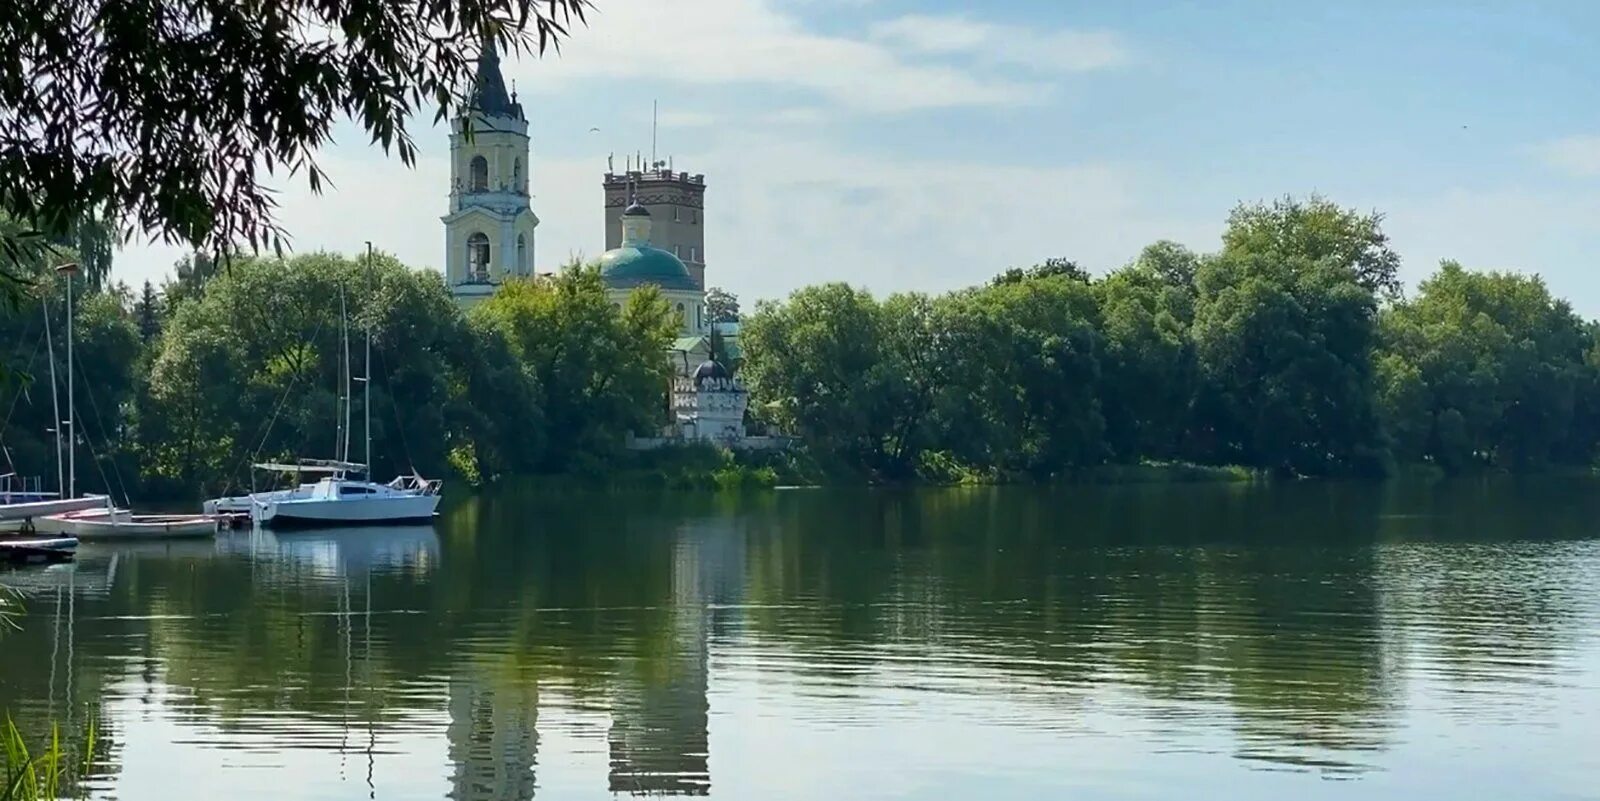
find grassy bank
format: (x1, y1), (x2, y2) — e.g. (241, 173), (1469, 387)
(473, 446), (1260, 495)
(911, 451), (1260, 486)
(493, 445), (829, 493)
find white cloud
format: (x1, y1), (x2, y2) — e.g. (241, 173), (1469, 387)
(528, 132), (1214, 303)
(1373, 185), (1600, 314)
(515, 0), (1048, 112)
(110, 128), (1210, 306)
(657, 110), (717, 128)
(1532, 135), (1600, 177)
(757, 107), (829, 126)
(869, 14), (1131, 73)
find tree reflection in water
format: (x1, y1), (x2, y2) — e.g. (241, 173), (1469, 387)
(0, 479), (1597, 799)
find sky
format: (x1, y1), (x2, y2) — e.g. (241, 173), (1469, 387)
(114, 0), (1600, 314)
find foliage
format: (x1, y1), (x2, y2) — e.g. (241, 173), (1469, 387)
(739, 194), (1600, 483)
(1222, 195), (1403, 298)
(134, 252), (488, 496)
(741, 284), (937, 479)
(705, 287), (740, 323)
(0, 588), (17, 636)
(0, 273), (142, 500)
(0, 191), (1596, 497)
(0, 0), (589, 278)
(991, 257), (1091, 287)
(1095, 249), (1198, 461)
(472, 264), (675, 473)
(935, 275), (1105, 476)
(1375, 262), (1590, 471)
(160, 252), (217, 310)
(1, 717), (95, 801)
(133, 281), (161, 343)
(1190, 251), (1386, 476)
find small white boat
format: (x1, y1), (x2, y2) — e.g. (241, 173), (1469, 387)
(253, 473), (441, 527)
(40, 507), (218, 540)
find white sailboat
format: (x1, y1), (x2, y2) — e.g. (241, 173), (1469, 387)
(38, 262), (216, 540)
(252, 245), (442, 527)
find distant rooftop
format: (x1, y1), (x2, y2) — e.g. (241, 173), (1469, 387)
(604, 168), (705, 186)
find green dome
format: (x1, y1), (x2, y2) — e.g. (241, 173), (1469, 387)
(599, 245), (699, 292)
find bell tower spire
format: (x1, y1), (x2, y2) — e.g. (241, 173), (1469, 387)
(442, 31), (538, 307)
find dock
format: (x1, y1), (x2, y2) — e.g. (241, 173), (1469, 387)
(0, 537), (79, 565)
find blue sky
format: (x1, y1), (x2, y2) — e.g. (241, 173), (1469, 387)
(115, 0), (1600, 313)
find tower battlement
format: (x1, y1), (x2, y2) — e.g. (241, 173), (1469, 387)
(603, 166), (707, 290)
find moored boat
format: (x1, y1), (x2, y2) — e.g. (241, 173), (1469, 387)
(40, 507), (218, 540)
(251, 251), (443, 528)
(253, 472), (441, 527)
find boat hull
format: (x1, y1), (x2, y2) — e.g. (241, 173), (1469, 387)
(39, 509), (218, 540)
(203, 485), (316, 515)
(255, 494), (441, 527)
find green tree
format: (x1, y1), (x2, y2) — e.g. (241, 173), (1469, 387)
(1095, 257), (1198, 461)
(991, 257), (1091, 287)
(135, 252), (483, 495)
(472, 265), (675, 473)
(741, 284), (939, 479)
(705, 287), (740, 323)
(0, 273), (141, 498)
(134, 281), (161, 343)
(937, 275), (1105, 475)
(160, 252), (218, 310)
(1191, 252), (1385, 476)
(1222, 195), (1402, 298)
(1375, 261), (1590, 471)
(0, 1), (588, 276)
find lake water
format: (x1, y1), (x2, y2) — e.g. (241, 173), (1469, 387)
(2, 479), (1599, 800)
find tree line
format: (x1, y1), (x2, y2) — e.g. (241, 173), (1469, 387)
(742, 196), (1600, 480)
(0, 251), (680, 500)
(1, 194), (1594, 501)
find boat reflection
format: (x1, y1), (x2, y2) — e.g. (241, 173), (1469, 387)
(215, 525), (440, 577)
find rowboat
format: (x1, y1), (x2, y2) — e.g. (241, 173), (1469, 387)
(38, 508), (218, 540)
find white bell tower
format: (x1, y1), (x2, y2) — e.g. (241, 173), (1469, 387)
(443, 38), (539, 307)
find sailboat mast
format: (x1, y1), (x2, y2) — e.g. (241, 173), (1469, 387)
(364, 242), (373, 477)
(56, 262), (78, 498)
(41, 297), (62, 496)
(340, 285), (352, 465)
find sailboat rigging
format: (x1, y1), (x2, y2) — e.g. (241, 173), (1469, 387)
(247, 245), (442, 527)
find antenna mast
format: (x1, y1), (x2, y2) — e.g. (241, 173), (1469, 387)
(651, 99), (658, 168)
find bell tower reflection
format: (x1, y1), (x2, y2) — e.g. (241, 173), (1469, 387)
(607, 520), (741, 796)
(446, 675), (539, 801)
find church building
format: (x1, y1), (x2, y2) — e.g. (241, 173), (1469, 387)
(442, 39), (539, 306)
(446, 42), (764, 446)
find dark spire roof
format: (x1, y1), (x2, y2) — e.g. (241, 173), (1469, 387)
(469, 37), (524, 120)
(624, 181), (650, 217)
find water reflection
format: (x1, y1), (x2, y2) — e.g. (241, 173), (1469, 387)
(0, 480), (1597, 800)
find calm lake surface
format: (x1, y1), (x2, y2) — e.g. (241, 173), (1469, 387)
(3, 479), (1599, 800)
